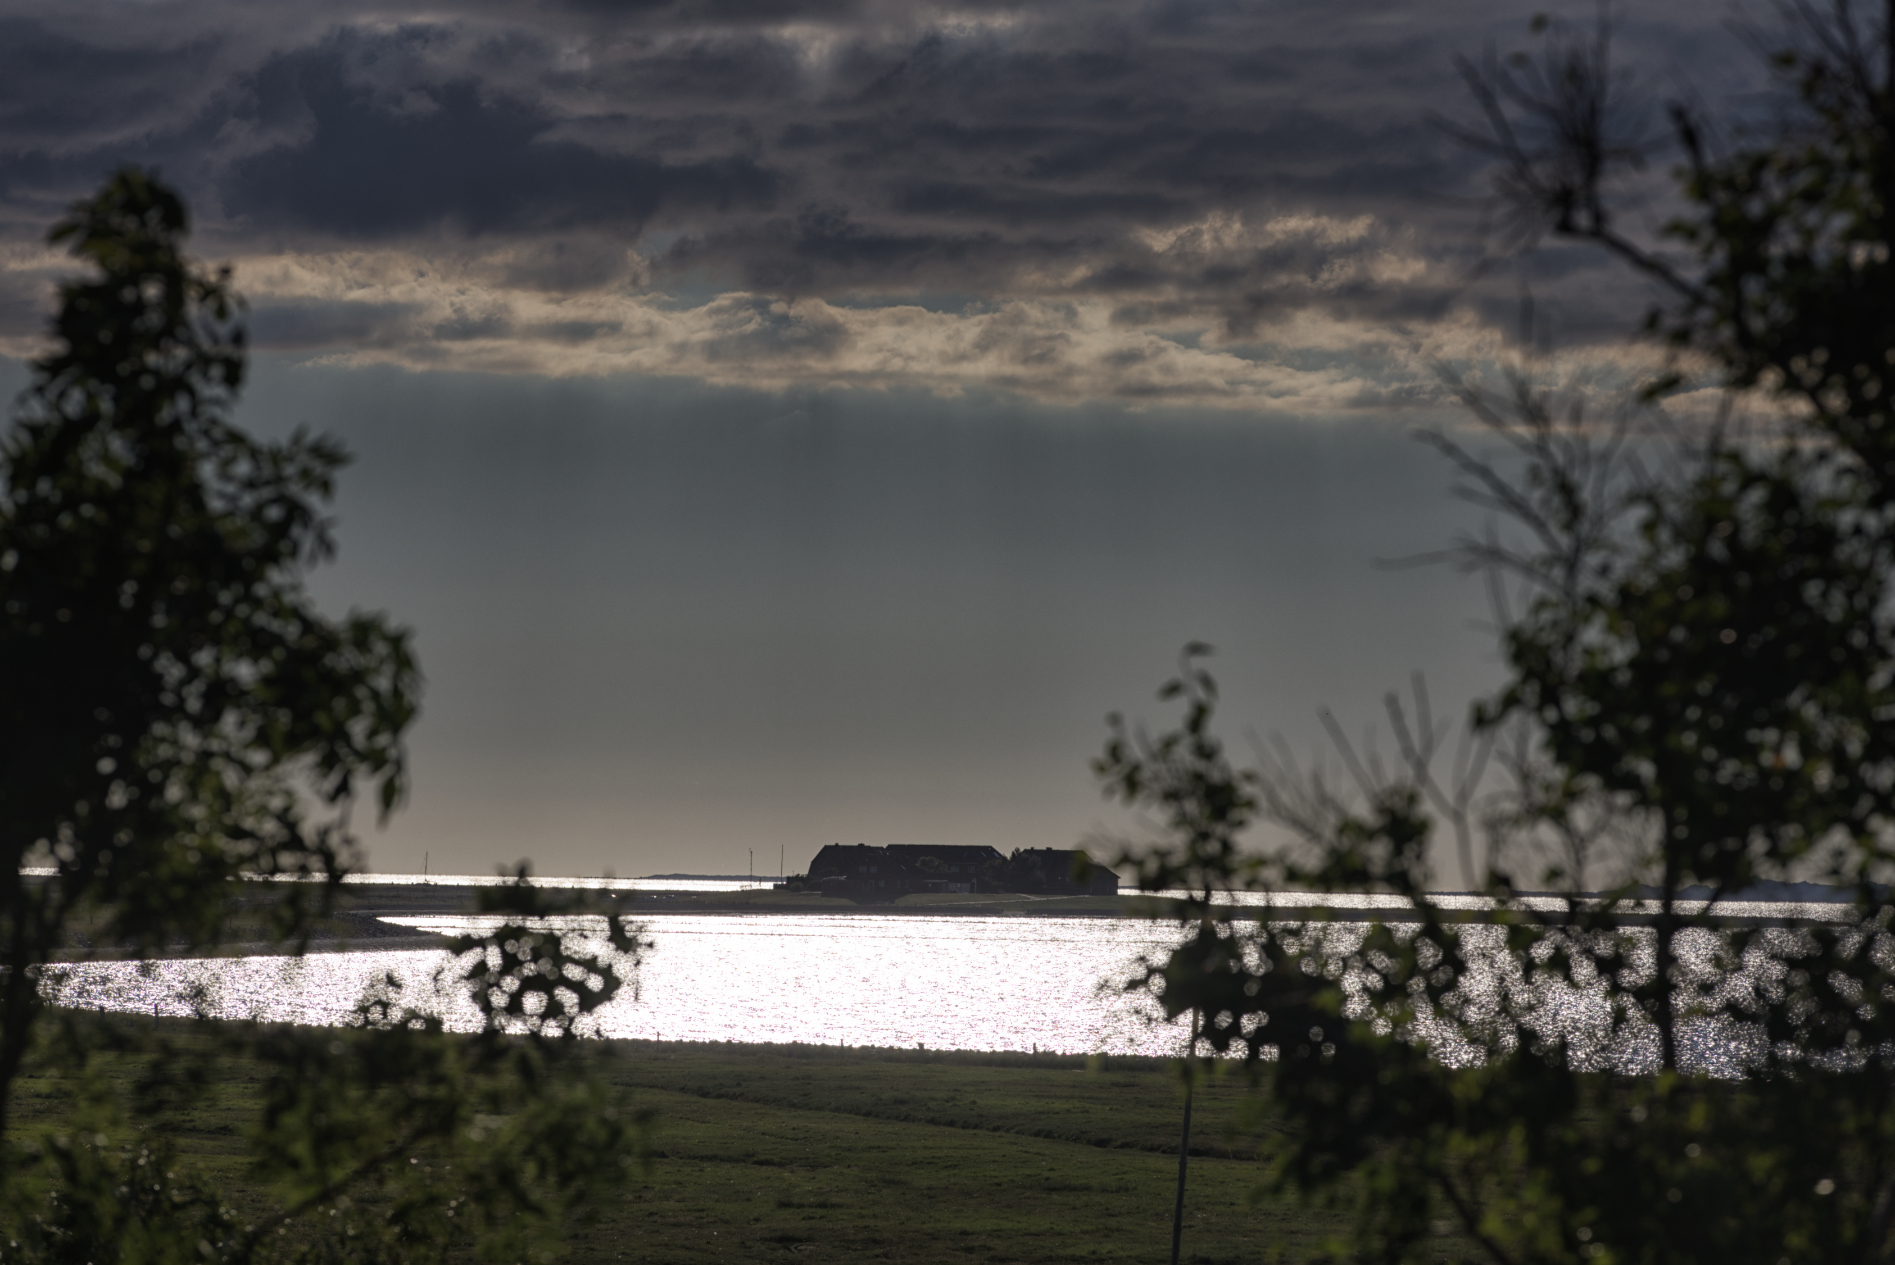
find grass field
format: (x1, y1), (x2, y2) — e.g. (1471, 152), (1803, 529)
(599, 1043), (1314, 1263)
(6, 1019), (1410, 1263)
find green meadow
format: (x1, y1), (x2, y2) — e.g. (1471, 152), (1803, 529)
(6, 1018), (1440, 1263)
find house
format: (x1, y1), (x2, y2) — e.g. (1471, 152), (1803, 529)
(1007, 848), (1120, 896)
(803, 843), (1119, 898)
(807, 843), (1006, 898)
(806, 843), (912, 899)
(884, 844), (1007, 894)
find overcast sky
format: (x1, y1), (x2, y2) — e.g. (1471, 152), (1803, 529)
(0, 0), (1766, 881)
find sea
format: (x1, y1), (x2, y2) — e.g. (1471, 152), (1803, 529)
(38, 875), (1861, 1071)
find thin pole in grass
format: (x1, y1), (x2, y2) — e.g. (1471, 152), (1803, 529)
(1171, 1008), (1200, 1265)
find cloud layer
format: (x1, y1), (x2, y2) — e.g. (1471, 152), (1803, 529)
(0, 0), (1756, 406)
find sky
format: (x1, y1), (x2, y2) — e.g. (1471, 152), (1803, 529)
(0, 0), (1769, 882)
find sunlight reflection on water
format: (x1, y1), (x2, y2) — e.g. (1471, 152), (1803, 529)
(41, 911), (1844, 1070)
(45, 915), (1193, 1056)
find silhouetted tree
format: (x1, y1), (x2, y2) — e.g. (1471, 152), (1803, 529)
(1103, 7), (1895, 1262)
(0, 170), (650, 1263)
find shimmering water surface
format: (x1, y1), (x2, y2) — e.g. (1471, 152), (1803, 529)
(41, 904), (1856, 1067)
(47, 915), (1192, 1056)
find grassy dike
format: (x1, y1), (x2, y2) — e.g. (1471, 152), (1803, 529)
(7, 1017), (1392, 1264)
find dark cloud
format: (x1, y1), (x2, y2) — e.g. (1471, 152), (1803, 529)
(223, 39), (779, 237)
(661, 205), (1024, 292)
(0, 17), (220, 147)
(550, 0), (872, 18)
(0, 0), (1764, 358)
(890, 181), (1184, 226)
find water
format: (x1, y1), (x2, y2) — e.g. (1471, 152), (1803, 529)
(45, 914), (1192, 1056)
(39, 905), (1861, 1068)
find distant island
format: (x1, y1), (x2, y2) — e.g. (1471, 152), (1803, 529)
(789, 845), (1120, 900)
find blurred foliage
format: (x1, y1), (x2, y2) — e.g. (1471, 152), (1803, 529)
(1101, 6), (1895, 1263)
(0, 170), (652, 1263)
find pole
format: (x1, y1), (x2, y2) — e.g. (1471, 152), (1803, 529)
(1170, 1009), (1200, 1265)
